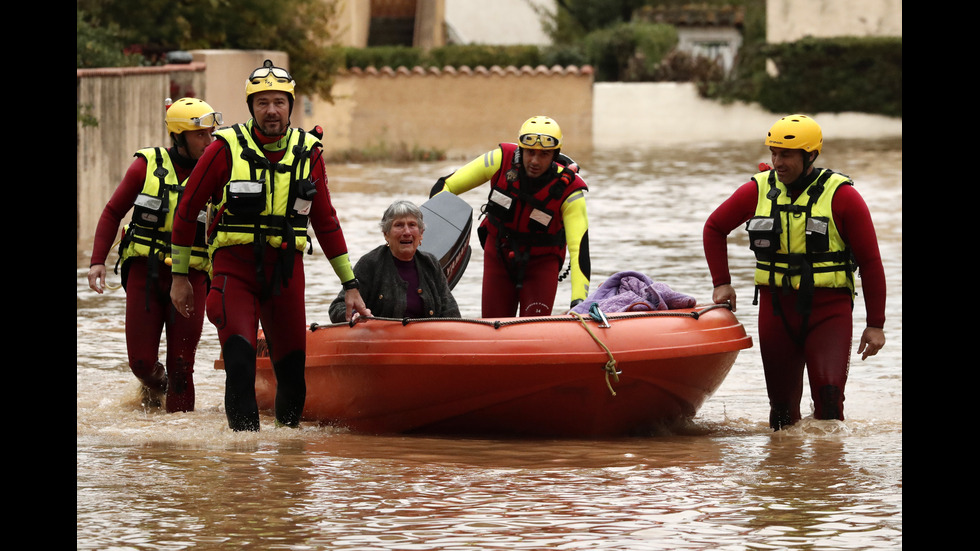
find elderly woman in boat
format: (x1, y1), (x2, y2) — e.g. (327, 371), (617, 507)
(329, 200), (460, 323)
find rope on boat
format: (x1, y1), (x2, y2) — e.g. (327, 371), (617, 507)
(305, 304), (737, 393)
(311, 303), (733, 331)
(570, 312), (621, 396)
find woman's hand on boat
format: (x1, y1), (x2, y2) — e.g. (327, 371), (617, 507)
(712, 284), (737, 312)
(349, 311), (370, 325)
(170, 275), (194, 318)
(858, 327), (885, 360)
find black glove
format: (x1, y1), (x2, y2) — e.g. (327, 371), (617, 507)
(429, 176), (449, 198)
(570, 299), (583, 309)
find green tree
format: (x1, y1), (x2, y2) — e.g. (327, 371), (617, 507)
(541, 0), (765, 84)
(77, 8), (145, 68)
(583, 21), (677, 81)
(552, 0), (649, 39)
(76, 0), (342, 101)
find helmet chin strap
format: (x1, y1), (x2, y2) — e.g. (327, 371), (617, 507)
(171, 132), (188, 155)
(788, 151), (817, 189)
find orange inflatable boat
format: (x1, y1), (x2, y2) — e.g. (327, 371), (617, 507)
(215, 304), (752, 438)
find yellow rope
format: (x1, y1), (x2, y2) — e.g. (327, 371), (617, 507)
(571, 312), (620, 396)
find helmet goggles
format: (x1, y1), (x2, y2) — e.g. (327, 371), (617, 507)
(170, 112), (223, 129)
(246, 59), (296, 104)
(248, 63), (293, 84)
(519, 133), (560, 149)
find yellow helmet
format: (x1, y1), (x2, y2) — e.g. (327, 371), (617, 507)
(518, 116), (562, 150)
(245, 59), (295, 101)
(765, 114), (822, 154)
(165, 97), (222, 135)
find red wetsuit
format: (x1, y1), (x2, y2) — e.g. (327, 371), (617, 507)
(171, 124), (352, 430)
(89, 149), (208, 413)
(703, 175), (886, 428)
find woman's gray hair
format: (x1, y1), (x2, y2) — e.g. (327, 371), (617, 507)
(380, 200), (425, 233)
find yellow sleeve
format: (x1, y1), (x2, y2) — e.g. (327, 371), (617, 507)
(441, 148), (505, 195)
(169, 244), (193, 276)
(328, 253), (356, 284)
(561, 189), (590, 303)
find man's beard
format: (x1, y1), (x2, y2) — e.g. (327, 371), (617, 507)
(257, 118), (288, 136)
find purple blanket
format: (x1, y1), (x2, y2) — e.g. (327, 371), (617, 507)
(570, 271), (696, 314)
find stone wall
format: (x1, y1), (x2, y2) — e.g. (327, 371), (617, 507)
(76, 64), (206, 247)
(309, 65), (594, 160)
(75, 53), (901, 248)
(75, 56), (594, 245)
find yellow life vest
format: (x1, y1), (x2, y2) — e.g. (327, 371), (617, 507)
(119, 147), (210, 273)
(746, 168), (855, 298)
(208, 123), (319, 255)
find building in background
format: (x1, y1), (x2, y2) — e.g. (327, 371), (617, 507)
(763, 0), (902, 76)
(445, 0), (554, 45)
(765, 0), (902, 44)
(333, 0), (555, 48)
(634, 4), (744, 76)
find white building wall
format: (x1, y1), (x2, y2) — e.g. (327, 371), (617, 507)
(767, 0), (902, 43)
(445, 0), (555, 45)
(592, 82), (901, 148)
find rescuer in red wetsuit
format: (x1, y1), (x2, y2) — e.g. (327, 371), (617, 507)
(430, 116), (590, 317)
(87, 97), (221, 412)
(703, 114), (887, 430)
(169, 59), (370, 431)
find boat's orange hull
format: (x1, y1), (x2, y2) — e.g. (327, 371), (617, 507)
(216, 305), (753, 437)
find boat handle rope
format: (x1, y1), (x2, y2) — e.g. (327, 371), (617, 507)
(570, 311), (621, 396)
(311, 303), (733, 331)
(308, 304), (737, 394)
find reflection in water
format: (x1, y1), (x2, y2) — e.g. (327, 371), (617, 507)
(77, 140), (901, 550)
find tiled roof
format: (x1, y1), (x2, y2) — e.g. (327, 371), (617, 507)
(634, 4), (744, 27)
(76, 62), (206, 77)
(342, 65), (595, 77)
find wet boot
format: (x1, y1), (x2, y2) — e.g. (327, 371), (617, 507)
(165, 357), (195, 413)
(272, 350), (306, 428)
(134, 360), (168, 409)
(816, 384), (843, 421)
(769, 404), (795, 431)
(222, 335), (260, 431)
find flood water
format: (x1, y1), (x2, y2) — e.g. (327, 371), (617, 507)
(77, 138), (902, 549)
